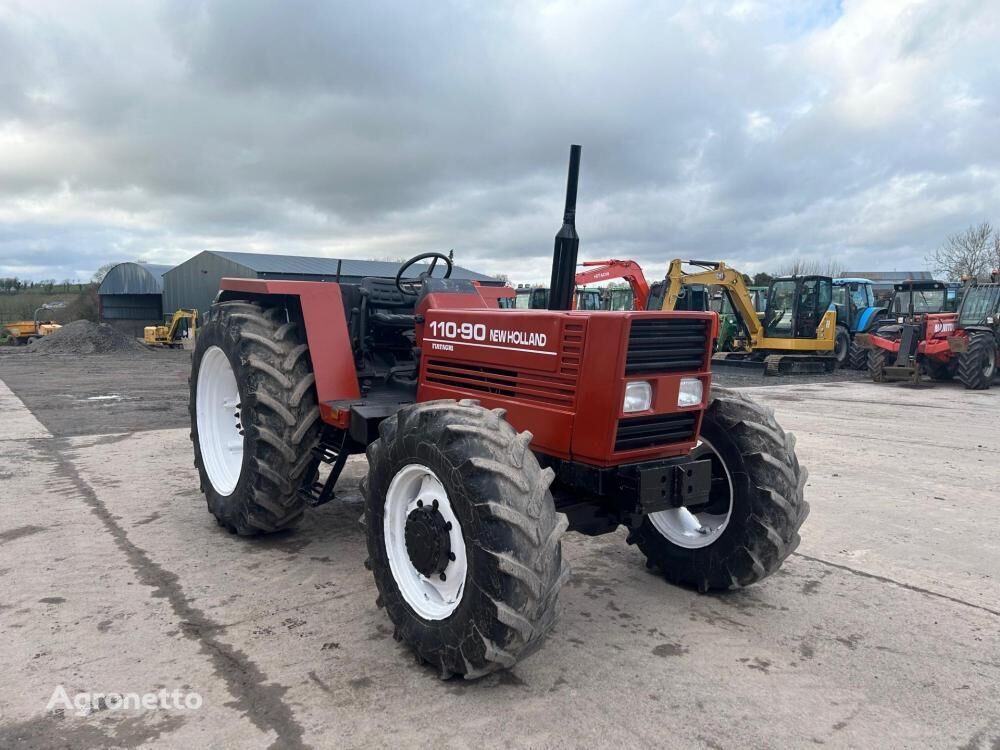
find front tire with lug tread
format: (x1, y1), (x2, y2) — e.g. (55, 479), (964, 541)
(190, 300), (322, 535)
(363, 399), (569, 679)
(848, 340), (868, 370)
(833, 326), (851, 369)
(957, 333), (997, 390)
(628, 387), (808, 592)
(868, 346), (888, 382)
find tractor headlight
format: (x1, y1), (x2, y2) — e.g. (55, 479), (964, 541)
(623, 381), (652, 413)
(677, 377), (703, 407)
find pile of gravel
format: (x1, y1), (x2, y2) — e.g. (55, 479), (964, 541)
(26, 320), (151, 355)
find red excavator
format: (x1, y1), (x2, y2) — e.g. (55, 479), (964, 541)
(574, 259), (651, 310)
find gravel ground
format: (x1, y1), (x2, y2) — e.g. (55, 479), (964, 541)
(711, 361), (868, 389)
(0, 348), (191, 437)
(1, 375), (998, 749)
(26, 320), (151, 355)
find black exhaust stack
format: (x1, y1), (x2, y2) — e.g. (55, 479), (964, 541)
(548, 144), (582, 310)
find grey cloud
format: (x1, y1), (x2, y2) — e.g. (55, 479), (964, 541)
(1, 0), (999, 284)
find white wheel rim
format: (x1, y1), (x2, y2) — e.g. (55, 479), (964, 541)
(384, 464), (467, 620)
(196, 346), (244, 496)
(648, 437), (733, 549)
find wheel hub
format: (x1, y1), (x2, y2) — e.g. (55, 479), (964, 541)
(404, 501), (452, 578)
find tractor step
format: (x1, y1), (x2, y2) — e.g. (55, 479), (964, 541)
(300, 429), (352, 508)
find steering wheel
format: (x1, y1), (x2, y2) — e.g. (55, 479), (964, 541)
(395, 252), (453, 296)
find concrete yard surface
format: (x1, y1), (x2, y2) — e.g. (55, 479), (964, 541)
(0, 373), (998, 749)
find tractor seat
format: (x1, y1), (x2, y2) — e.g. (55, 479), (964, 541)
(360, 277), (416, 329)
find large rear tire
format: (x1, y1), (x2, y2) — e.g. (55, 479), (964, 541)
(957, 333), (997, 390)
(868, 346), (888, 382)
(628, 387), (808, 592)
(363, 399), (569, 679)
(190, 301), (322, 535)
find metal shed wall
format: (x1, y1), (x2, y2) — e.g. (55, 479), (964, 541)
(163, 250), (503, 318)
(97, 262), (171, 336)
(163, 251), (257, 319)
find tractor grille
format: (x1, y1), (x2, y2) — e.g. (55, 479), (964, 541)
(424, 361), (576, 406)
(423, 323), (583, 408)
(625, 318), (709, 375)
(615, 412), (697, 452)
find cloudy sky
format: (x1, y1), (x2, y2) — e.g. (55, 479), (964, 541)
(1, 0), (999, 283)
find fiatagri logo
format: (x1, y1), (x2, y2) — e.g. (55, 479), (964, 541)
(46, 686), (203, 717)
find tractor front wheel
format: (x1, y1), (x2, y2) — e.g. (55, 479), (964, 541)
(363, 399), (569, 679)
(868, 347), (888, 382)
(190, 301), (322, 535)
(957, 333), (997, 390)
(848, 340), (868, 370)
(628, 387), (808, 592)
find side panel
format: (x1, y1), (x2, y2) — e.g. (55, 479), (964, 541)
(218, 278), (361, 425)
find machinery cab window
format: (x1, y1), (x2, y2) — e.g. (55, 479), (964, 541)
(765, 276), (832, 339)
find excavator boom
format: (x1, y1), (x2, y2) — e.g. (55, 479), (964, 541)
(658, 259), (837, 374)
(575, 259), (651, 310)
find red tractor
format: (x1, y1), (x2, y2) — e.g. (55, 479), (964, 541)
(189, 147), (808, 679)
(861, 280), (998, 389)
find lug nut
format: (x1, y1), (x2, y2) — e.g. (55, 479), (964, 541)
(416, 499), (423, 508)
(432, 499), (439, 509)
(448, 552), (456, 562)
(445, 521), (452, 531)
(439, 572), (447, 581)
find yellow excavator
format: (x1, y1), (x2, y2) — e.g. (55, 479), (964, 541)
(144, 309), (198, 348)
(652, 260), (837, 374)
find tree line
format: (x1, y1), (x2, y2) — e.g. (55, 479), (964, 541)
(0, 278), (92, 294)
(927, 222), (1000, 281)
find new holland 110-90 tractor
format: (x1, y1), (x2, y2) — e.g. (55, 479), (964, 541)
(189, 146), (809, 679)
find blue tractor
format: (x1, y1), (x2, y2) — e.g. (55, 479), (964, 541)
(832, 277), (886, 369)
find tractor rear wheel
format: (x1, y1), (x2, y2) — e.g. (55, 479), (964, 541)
(363, 399), (569, 679)
(190, 301), (322, 535)
(833, 326), (850, 368)
(868, 347), (888, 382)
(957, 333), (997, 390)
(848, 340), (868, 370)
(628, 387), (807, 592)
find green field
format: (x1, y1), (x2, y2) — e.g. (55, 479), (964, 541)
(0, 291), (81, 325)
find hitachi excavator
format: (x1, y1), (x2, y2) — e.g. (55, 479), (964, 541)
(651, 260), (837, 375)
(515, 259), (651, 311)
(573, 259), (651, 310)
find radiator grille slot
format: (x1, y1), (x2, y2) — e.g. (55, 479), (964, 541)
(425, 360), (575, 406)
(626, 318), (708, 375)
(615, 412), (697, 451)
